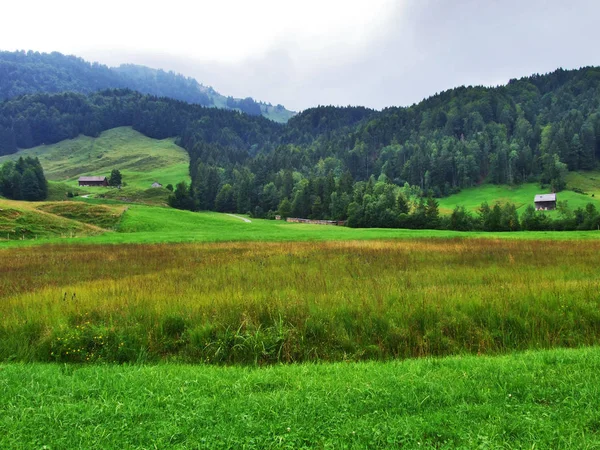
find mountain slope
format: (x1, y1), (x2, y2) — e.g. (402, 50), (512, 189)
(0, 50), (295, 122)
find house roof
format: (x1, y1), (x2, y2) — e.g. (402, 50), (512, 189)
(534, 193), (556, 202)
(78, 176), (107, 182)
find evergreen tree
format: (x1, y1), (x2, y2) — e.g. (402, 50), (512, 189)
(449, 206), (473, 231)
(277, 198), (292, 218)
(168, 181), (195, 210)
(20, 168), (42, 200)
(215, 184), (235, 212)
(541, 154), (568, 192)
(424, 197), (440, 228)
(0, 157), (48, 201)
(109, 169), (122, 186)
(311, 196), (324, 219)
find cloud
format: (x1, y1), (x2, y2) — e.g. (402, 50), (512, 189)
(25, 0), (600, 111)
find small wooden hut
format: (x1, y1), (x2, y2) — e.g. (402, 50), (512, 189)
(534, 193), (556, 211)
(78, 176), (108, 187)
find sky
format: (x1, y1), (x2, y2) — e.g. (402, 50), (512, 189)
(2, 0), (600, 112)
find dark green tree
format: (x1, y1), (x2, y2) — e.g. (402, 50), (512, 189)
(215, 184), (235, 212)
(277, 198), (292, 218)
(109, 169), (122, 186)
(449, 206), (473, 231)
(168, 181), (195, 210)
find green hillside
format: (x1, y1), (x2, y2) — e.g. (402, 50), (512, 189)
(437, 173), (600, 215)
(0, 198), (124, 239)
(0, 127), (190, 202)
(37, 202), (126, 229)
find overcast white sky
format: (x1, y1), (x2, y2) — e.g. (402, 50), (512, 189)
(2, 0), (600, 111)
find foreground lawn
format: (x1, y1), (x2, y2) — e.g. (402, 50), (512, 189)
(1, 347), (599, 448)
(2, 239), (600, 363)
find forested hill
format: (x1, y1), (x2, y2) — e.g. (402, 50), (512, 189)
(0, 50), (296, 122)
(1, 66), (600, 225)
(328, 67), (600, 192)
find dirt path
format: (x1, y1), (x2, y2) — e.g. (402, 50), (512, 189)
(226, 214), (252, 223)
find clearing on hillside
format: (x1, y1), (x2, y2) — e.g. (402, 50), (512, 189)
(0, 127), (190, 191)
(437, 175), (600, 215)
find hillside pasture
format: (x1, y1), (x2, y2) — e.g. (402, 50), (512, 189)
(0, 127), (190, 191)
(437, 177), (600, 215)
(36, 202), (127, 229)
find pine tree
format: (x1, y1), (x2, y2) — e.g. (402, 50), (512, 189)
(109, 169), (122, 186)
(20, 168), (42, 201)
(215, 184), (235, 212)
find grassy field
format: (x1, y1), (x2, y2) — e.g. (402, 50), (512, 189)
(2, 200), (600, 247)
(46, 181), (89, 201)
(437, 176), (600, 215)
(2, 239), (600, 364)
(1, 347), (599, 448)
(0, 126), (190, 192)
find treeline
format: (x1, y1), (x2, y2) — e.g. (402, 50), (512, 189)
(169, 172), (600, 232)
(0, 156), (48, 201)
(0, 89), (281, 156)
(449, 200), (600, 232)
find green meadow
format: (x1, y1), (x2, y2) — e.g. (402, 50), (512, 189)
(2, 197), (600, 247)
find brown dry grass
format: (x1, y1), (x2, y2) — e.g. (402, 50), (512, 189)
(2, 238), (600, 363)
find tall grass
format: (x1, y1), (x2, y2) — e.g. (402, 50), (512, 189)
(2, 239), (600, 363)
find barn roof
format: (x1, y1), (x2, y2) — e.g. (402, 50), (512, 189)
(534, 193), (556, 202)
(78, 176), (107, 182)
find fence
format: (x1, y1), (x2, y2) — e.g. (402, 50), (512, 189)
(285, 218), (346, 226)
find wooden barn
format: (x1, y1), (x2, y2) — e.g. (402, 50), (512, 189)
(534, 193), (556, 211)
(78, 176), (108, 187)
